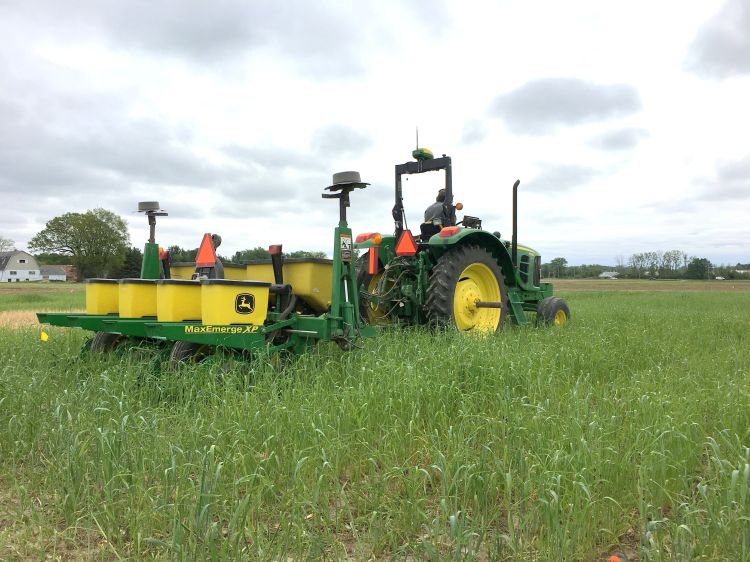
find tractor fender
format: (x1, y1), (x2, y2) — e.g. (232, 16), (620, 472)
(354, 235), (396, 270)
(428, 229), (517, 288)
(354, 235), (396, 251)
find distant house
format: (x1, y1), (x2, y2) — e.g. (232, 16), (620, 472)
(598, 271), (620, 279)
(0, 251), (42, 282)
(41, 265), (67, 282)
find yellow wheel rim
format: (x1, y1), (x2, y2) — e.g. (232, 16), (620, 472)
(366, 273), (391, 326)
(453, 263), (501, 332)
(553, 309), (567, 326)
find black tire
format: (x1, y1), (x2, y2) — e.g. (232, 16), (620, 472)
(79, 337), (94, 356)
(168, 340), (211, 369)
(89, 331), (125, 353)
(536, 297), (552, 324)
(335, 337), (355, 352)
(425, 245), (508, 332)
(356, 251), (390, 326)
(537, 296), (570, 326)
(355, 253), (372, 322)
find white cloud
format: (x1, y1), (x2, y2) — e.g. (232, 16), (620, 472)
(0, 0), (748, 266)
(490, 78), (642, 135)
(589, 128), (650, 151)
(686, 0), (750, 79)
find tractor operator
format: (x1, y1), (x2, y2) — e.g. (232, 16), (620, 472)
(421, 188), (452, 241)
(424, 188), (449, 226)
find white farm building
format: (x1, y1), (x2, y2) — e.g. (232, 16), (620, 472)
(41, 265), (67, 282)
(0, 251), (42, 282)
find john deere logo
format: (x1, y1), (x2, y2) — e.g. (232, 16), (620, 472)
(235, 293), (255, 314)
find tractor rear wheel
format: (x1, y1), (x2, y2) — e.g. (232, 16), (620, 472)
(426, 245), (507, 332)
(536, 296), (570, 326)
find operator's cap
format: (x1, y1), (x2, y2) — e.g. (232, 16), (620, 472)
(325, 171), (370, 191)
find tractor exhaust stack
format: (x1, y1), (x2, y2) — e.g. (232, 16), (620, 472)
(511, 179), (520, 267)
(269, 244), (284, 285)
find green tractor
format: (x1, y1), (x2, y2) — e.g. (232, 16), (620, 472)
(355, 149), (570, 331)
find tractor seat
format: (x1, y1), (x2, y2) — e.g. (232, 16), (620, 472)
(420, 222), (441, 242)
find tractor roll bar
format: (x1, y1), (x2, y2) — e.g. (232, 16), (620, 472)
(392, 156), (454, 238)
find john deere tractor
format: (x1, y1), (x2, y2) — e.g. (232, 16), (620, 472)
(355, 149), (570, 331)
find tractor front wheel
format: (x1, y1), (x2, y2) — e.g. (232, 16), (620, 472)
(426, 245), (507, 332)
(536, 296), (570, 326)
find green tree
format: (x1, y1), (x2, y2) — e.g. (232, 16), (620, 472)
(644, 251), (659, 278)
(549, 257), (568, 278)
(0, 236), (14, 252)
(573, 264), (608, 278)
(662, 250), (684, 277)
(287, 250), (327, 259)
(112, 247), (143, 278)
(166, 246), (198, 262)
(231, 248), (328, 262)
(29, 209), (130, 280)
(34, 252), (71, 265)
(232, 247), (271, 262)
(628, 252), (646, 278)
(685, 257), (712, 280)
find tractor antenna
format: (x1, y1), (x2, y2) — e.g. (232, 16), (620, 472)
(138, 201), (167, 244)
(416, 127), (419, 151)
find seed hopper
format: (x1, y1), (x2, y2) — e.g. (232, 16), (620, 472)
(37, 172), (375, 364)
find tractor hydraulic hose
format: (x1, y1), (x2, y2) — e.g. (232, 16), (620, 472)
(264, 293), (298, 345)
(279, 293), (298, 321)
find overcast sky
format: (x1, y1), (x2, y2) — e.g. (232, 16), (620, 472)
(1, 0), (748, 265)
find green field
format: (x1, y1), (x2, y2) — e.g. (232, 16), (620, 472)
(0, 282), (84, 313)
(1, 283), (749, 560)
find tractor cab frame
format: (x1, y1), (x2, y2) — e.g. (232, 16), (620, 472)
(392, 155), (457, 241)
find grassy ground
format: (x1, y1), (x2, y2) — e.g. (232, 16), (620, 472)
(0, 282), (748, 560)
(550, 278), (750, 293)
(0, 283), (83, 329)
(0, 283), (84, 312)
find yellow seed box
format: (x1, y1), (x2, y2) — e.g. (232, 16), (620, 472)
(200, 279), (270, 325)
(157, 280), (202, 322)
(85, 279), (119, 315)
(245, 258), (332, 313)
(118, 279), (158, 318)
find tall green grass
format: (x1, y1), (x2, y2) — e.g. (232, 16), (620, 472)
(0, 284), (84, 312)
(0, 291), (748, 559)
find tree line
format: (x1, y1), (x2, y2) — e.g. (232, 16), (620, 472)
(7, 208), (749, 282)
(18, 208), (327, 281)
(543, 252), (750, 280)
(167, 246), (326, 264)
